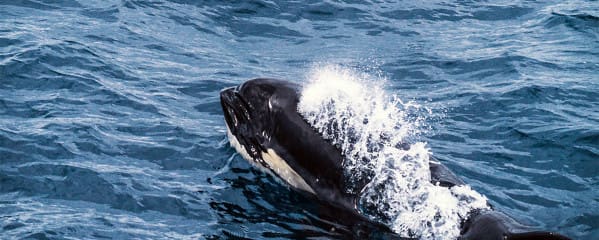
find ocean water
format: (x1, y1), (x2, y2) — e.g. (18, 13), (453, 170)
(0, 0), (598, 239)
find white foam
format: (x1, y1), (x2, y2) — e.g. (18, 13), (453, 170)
(297, 64), (490, 239)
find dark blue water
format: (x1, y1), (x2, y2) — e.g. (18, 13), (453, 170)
(1, 0), (598, 239)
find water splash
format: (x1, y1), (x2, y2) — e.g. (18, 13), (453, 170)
(297, 65), (489, 239)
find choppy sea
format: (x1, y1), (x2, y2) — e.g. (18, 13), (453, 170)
(1, 0), (598, 239)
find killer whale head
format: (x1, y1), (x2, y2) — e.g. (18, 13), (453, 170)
(220, 78), (356, 208)
(221, 79), (308, 189)
(220, 78), (570, 240)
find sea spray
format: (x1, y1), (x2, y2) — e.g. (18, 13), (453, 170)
(297, 65), (489, 239)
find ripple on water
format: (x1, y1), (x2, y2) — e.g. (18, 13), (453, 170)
(1, 0), (598, 239)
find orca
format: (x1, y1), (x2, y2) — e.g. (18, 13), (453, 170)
(220, 78), (570, 240)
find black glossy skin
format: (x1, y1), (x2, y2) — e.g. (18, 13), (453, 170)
(221, 78), (354, 210)
(220, 78), (570, 240)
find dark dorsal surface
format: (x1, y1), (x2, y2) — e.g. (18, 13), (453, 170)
(460, 210), (571, 240)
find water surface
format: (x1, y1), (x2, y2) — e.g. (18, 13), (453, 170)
(1, 0), (598, 239)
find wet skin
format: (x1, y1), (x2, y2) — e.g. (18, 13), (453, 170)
(220, 78), (571, 240)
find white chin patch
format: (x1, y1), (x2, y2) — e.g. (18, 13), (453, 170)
(226, 125), (316, 194)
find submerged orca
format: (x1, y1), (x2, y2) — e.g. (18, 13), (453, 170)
(220, 78), (570, 240)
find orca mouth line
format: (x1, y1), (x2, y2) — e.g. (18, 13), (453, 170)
(220, 87), (237, 130)
(220, 87), (250, 132)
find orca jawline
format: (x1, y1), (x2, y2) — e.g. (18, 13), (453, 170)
(226, 125), (315, 194)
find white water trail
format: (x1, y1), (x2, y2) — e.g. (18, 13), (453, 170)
(297, 64), (489, 239)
